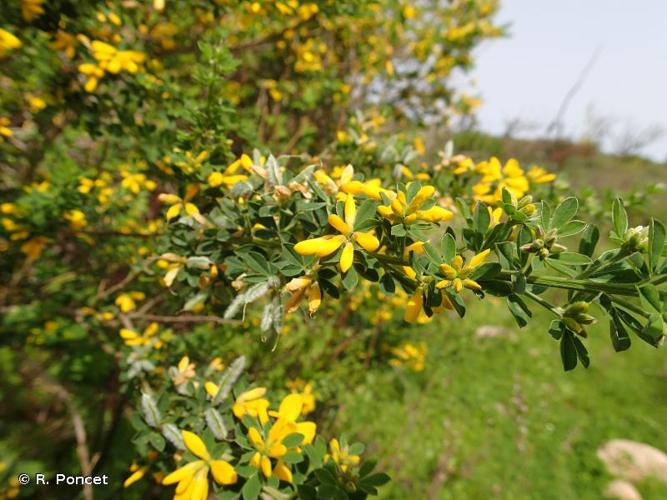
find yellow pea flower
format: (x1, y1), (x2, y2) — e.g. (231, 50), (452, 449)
(162, 430), (237, 500)
(286, 381), (316, 415)
(527, 165), (556, 184)
(284, 276), (322, 315)
(78, 63), (105, 92)
(115, 291), (145, 312)
(172, 356), (196, 386)
(119, 322), (161, 348)
(294, 194), (379, 273)
(21, 0), (45, 22)
(20, 236), (48, 260)
(377, 184), (453, 224)
(248, 394), (316, 482)
(267, 394), (316, 444)
(326, 438), (360, 473)
(473, 157), (530, 204)
(124, 462), (149, 488)
(158, 192), (206, 224)
(0, 29), (22, 58)
(208, 154), (253, 187)
(233, 387), (270, 424)
(436, 249), (491, 293)
(0, 117), (13, 139)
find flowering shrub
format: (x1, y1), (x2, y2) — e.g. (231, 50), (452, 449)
(1, 1), (666, 499)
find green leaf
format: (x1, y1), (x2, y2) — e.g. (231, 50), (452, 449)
(379, 273), (395, 294)
(612, 198), (628, 237)
(609, 320), (632, 352)
(441, 233), (456, 262)
(391, 224), (406, 237)
(572, 336), (590, 368)
(578, 224), (599, 257)
(282, 433), (304, 448)
(550, 252), (592, 265)
(422, 242), (442, 266)
(507, 294), (532, 328)
(558, 220), (587, 237)
(204, 408), (227, 440)
(544, 258), (578, 277)
(548, 319), (564, 340)
(359, 459), (377, 478)
(649, 218), (665, 272)
(359, 472), (391, 488)
(242, 473), (262, 500)
(354, 200), (378, 231)
(540, 201), (552, 230)
(551, 197), (578, 230)
(341, 267), (359, 291)
(406, 181), (421, 203)
(640, 313), (664, 346)
(473, 201), (490, 234)
(560, 331), (578, 371)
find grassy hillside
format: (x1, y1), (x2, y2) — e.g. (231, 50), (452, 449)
(335, 300), (667, 499)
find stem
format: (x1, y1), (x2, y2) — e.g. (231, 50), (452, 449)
(576, 249), (626, 279)
(608, 296), (651, 319)
(524, 290), (561, 317)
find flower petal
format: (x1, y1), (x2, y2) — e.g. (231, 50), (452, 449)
(182, 431), (210, 460)
(344, 194), (357, 227)
(339, 242), (354, 273)
(210, 460), (238, 485)
(353, 231), (379, 252)
(278, 393), (303, 421)
(328, 214), (351, 235)
(162, 460), (204, 485)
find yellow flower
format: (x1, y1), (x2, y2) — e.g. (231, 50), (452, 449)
(52, 31), (77, 59)
(326, 438), (360, 473)
(119, 322), (161, 348)
(20, 236), (48, 260)
(64, 209), (87, 230)
(267, 394), (316, 444)
(21, 0), (45, 22)
(123, 464), (147, 488)
(233, 387), (270, 424)
(284, 276), (321, 316)
(248, 394), (316, 482)
(436, 249), (491, 293)
(0, 117), (12, 139)
(158, 190), (206, 224)
(527, 165), (556, 184)
(207, 154), (252, 187)
(377, 184), (453, 224)
(0, 29), (22, 58)
(286, 380), (316, 415)
(92, 40), (145, 74)
(172, 356), (196, 386)
(162, 430), (237, 500)
(314, 164), (389, 201)
(26, 94), (46, 112)
(473, 157), (529, 204)
(294, 194), (380, 273)
(389, 342), (427, 371)
(121, 170), (157, 193)
(115, 291), (145, 312)
(78, 63), (105, 92)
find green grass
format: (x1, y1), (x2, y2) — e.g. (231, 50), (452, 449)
(333, 299), (667, 499)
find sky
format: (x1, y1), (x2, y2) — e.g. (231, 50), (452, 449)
(471, 0), (667, 161)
